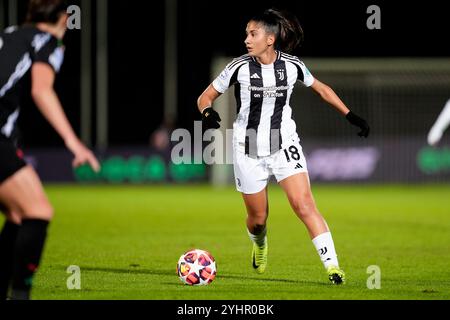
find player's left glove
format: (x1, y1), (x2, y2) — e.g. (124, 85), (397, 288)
(201, 107), (221, 129)
(346, 111), (370, 138)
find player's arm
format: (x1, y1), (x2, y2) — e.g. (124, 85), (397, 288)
(310, 79), (349, 115)
(197, 84), (222, 129)
(197, 84), (221, 113)
(31, 62), (100, 171)
(310, 78), (370, 138)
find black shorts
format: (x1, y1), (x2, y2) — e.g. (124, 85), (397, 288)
(0, 135), (27, 184)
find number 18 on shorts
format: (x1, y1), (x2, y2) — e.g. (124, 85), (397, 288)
(233, 140), (308, 194)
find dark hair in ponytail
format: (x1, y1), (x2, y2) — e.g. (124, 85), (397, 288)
(250, 8), (304, 54)
(26, 0), (69, 24)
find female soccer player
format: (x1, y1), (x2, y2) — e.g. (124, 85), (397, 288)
(0, 0), (99, 299)
(197, 9), (369, 284)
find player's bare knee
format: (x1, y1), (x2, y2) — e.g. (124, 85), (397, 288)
(23, 202), (54, 221)
(38, 202), (54, 220)
(248, 211), (268, 223)
(291, 198), (317, 220)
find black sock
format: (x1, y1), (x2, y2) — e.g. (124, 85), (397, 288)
(0, 221), (20, 300)
(10, 219), (49, 300)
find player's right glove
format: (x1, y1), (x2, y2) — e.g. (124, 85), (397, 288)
(346, 111), (370, 138)
(201, 107), (221, 129)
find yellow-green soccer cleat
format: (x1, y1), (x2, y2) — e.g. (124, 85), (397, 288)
(327, 265), (346, 285)
(252, 243), (268, 274)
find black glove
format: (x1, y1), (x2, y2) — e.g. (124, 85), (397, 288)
(201, 107), (221, 129)
(346, 111), (370, 138)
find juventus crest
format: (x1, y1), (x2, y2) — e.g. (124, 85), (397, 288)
(276, 69), (285, 81)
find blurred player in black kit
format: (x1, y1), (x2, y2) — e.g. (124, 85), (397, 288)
(0, 0), (99, 300)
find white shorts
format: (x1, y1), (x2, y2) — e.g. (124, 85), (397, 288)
(233, 138), (308, 194)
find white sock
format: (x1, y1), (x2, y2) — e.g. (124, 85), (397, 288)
(247, 227), (267, 247)
(312, 232), (339, 269)
(428, 99), (450, 146)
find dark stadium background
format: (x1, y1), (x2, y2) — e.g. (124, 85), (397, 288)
(2, 0), (448, 148)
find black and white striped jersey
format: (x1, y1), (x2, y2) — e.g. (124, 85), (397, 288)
(213, 51), (314, 157)
(0, 25), (64, 138)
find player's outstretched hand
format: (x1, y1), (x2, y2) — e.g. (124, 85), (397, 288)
(346, 111), (370, 138)
(66, 138), (101, 172)
(202, 107), (221, 129)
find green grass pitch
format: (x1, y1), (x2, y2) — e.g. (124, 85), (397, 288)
(2, 184), (449, 300)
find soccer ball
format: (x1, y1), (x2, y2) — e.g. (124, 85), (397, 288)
(177, 249), (217, 286)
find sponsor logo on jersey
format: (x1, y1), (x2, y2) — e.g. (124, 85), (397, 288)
(248, 85), (288, 99)
(248, 85), (289, 92)
(219, 68), (229, 81)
